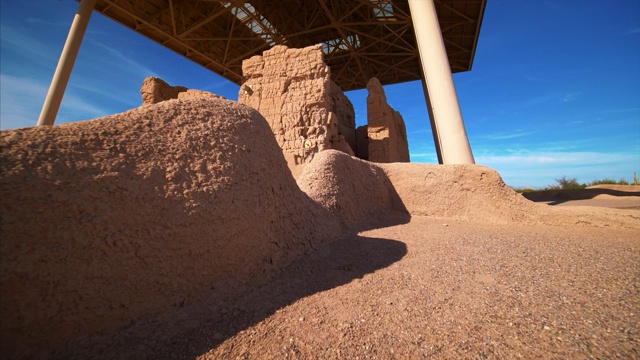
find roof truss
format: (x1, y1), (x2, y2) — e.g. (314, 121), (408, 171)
(92, 0), (486, 91)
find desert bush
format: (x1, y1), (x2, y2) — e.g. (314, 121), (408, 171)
(589, 178), (618, 185)
(514, 188), (537, 194)
(589, 178), (629, 186)
(554, 176), (586, 190)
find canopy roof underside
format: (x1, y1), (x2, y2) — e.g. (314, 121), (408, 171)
(91, 0), (486, 91)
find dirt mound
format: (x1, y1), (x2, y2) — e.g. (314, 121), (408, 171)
(586, 184), (639, 191)
(0, 97), (340, 357)
(523, 188), (640, 202)
(378, 162), (538, 223)
(379, 162), (640, 229)
(297, 150), (410, 232)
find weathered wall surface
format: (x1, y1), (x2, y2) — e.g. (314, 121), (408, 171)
(330, 81), (357, 153)
(0, 97), (340, 357)
(238, 45), (355, 164)
(366, 77), (410, 163)
(140, 76), (188, 105)
(177, 89), (225, 100)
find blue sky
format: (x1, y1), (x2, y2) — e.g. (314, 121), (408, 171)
(1, 0), (639, 188)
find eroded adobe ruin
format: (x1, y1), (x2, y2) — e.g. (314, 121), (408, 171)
(238, 45), (409, 165)
(364, 77), (410, 163)
(138, 45), (409, 165)
(238, 45), (356, 165)
(140, 76), (224, 105)
(140, 76), (188, 105)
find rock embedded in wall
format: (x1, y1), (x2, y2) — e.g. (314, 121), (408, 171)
(366, 77), (410, 163)
(238, 45), (356, 165)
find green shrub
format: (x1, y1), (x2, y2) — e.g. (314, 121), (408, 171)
(589, 178), (618, 186)
(589, 178), (630, 186)
(515, 188), (537, 194)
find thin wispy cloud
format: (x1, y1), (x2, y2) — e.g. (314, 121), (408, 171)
(58, 95), (110, 122)
(409, 153), (434, 158)
(408, 152), (439, 163)
(68, 80), (140, 108)
(483, 130), (537, 141)
(559, 92), (580, 103)
(0, 73), (109, 129)
(0, 73), (48, 129)
(573, 107), (640, 118)
(25, 17), (70, 28)
(625, 27), (640, 35)
(90, 41), (158, 78)
(0, 24), (58, 63)
(522, 73), (553, 84)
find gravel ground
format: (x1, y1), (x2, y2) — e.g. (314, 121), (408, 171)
(67, 214), (639, 359)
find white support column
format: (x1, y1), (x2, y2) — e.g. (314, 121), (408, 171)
(37, 0), (97, 126)
(408, 0), (475, 164)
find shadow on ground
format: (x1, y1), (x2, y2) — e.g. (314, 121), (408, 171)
(61, 234), (407, 360)
(521, 188), (640, 206)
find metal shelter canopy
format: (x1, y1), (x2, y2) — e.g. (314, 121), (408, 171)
(90, 0), (485, 91)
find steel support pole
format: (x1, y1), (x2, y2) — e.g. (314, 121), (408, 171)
(37, 0), (96, 126)
(408, 0), (475, 164)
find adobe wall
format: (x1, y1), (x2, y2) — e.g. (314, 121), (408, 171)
(140, 76), (224, 105)
(366, 77), (410, 163)
(140, 76), (188, 105)
(330, 81), (357, 153)
(0, 97), (340, 357)
(238, 45), (356, 165)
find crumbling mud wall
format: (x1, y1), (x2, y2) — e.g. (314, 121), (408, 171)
(366, 77), (410, 163)
(330, 81), (357, 152)
(238, 45), (356, 165)
(140, 76), (188, 105)
(0, 97), (341, 357)
(140, 77), (224, 105)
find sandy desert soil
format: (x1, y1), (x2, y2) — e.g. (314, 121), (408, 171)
(3, 98), (638, 359)
(522, 186), (640, 209)
(63, 209), (639, 359)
